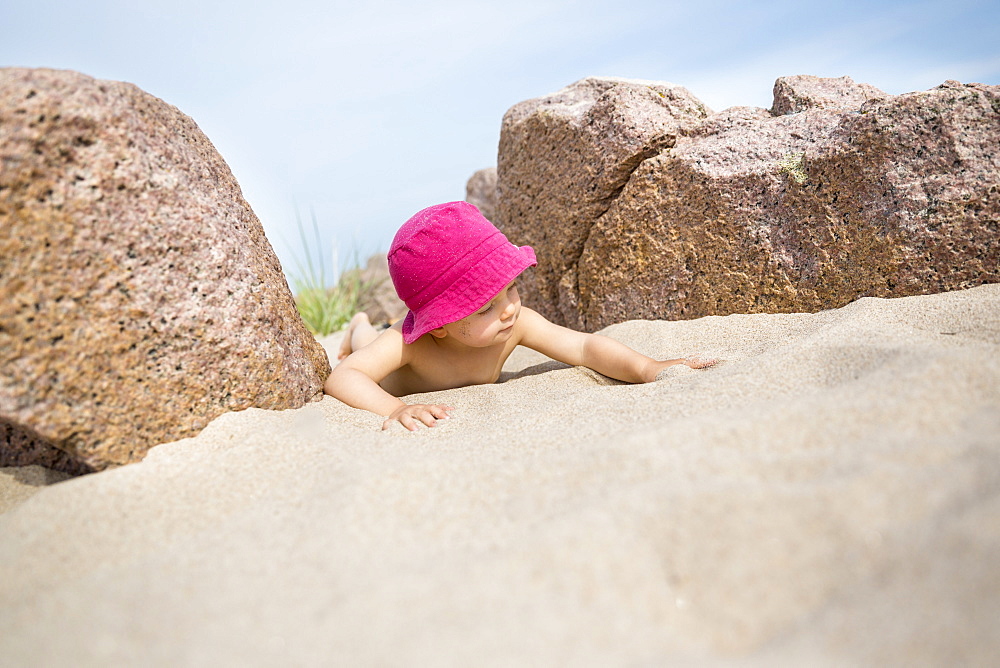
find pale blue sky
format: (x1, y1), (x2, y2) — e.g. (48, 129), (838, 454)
(3, 0), (998, 285)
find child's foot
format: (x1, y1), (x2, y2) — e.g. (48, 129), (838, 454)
(338, 312), (372, 360)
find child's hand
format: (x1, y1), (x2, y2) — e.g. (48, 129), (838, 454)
(682, 356), (718, 369)
(646, 356), (719, 381)
(383, 404), (454, 431)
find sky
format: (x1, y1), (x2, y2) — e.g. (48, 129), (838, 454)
(3, 0), (999, 287)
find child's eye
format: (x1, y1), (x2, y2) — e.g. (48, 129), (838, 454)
(477, 303), (493, 315)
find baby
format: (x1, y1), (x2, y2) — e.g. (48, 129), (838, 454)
(324, 201), (716, 431)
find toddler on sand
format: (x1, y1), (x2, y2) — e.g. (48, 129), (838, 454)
(324, 201), (716, 431)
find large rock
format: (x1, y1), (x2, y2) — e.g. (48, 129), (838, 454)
(464, 167), (498, 223)
(496, 77), (712, 327)
(498, 75), (1000, 330)
(0, 68), (330, 473)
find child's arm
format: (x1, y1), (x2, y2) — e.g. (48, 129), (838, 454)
(517, 308), (715, 382)
(324, 329), (452, 431)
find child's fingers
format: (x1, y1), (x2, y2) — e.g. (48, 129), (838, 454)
(382, 415), (415, 431)
(416, 405), (454, 427)
(381, 413), (420, 431)
(429, 405), (453, 420)
(686, 356), (719, 369)
(382, 405), (453, 431)
(416, 410), (440, 428)
(406, 415), (424, 431)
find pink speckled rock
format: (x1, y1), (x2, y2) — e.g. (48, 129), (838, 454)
(496, 77), (712, 328)
(771, 74), (887, 115)
(0, 68), (330, 473)
(497, 76), (1000, 331)
(465, 167), (498, 223)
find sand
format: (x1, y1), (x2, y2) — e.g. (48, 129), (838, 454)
(1, 285), (999, 666)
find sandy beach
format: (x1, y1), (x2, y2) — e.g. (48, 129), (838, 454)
(2, 285), (999, 666)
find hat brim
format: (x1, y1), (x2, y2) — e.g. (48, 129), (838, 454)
(401, 244), (536, 344)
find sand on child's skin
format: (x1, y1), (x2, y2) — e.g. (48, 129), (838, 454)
(1, 285), (999, 666)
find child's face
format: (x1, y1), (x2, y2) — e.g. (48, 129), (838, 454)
(438, 281), (521, 347)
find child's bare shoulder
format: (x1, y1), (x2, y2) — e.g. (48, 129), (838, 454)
(514, 305), (548, 330)
(341, 323), (410, 373)
(514, 306), (568, 343)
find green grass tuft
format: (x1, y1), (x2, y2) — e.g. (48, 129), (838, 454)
(290, 209), (373, 337)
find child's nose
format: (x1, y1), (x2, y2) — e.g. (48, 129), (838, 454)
(500, 299), (516, 319)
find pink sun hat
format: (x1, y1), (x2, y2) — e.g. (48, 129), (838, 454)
(388, 201), (537, 344)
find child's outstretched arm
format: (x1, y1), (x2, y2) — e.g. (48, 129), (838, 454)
(517, 308), (715, 383)
(324, 328), (452, 431)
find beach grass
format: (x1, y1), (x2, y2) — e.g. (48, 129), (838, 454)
(290, 210), (372, 337)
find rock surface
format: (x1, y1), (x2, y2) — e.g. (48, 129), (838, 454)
(465, 167), (498, 223)
(771, 74), (887, 115)
(496, 76), (713, 327)
(0, 68), (330, 473)
(497, 75), (1000, 330)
